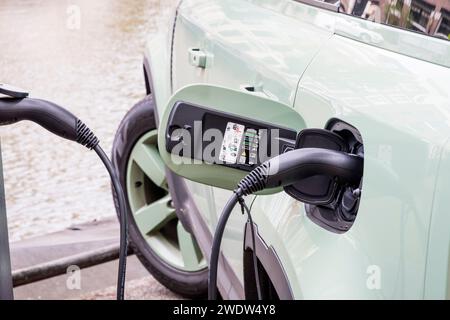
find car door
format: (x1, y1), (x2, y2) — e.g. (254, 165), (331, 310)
(171, 0), (335, 292)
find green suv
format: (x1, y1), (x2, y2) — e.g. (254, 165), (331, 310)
(111, 0), (450, 299)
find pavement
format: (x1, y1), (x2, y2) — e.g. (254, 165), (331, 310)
(10, 218), (182, 300)
(1, 0), (177, 242)
(0, 0), (181, 300)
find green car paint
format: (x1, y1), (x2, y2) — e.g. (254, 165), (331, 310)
(426, 139), (450, 299)
(255, 0), (450, 67)
(292, 34), (450, 298)
(144, 0), (450, 299)
(145, 31), (173, 120)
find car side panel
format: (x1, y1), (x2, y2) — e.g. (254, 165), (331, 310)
(150, 0), (450, 299)
(171, 0), (334, 291)
(256, 33), (450, 299)
(425, 139), (450, 299)
(144, 31), (174, 120)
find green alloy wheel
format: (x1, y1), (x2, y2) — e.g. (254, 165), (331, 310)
(111, 95), (208, 298)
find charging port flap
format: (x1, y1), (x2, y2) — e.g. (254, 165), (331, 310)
(158, 85), (306, 192)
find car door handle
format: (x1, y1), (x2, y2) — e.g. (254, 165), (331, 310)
(241, 84), (274, 99)
(188, 48), (212, 68)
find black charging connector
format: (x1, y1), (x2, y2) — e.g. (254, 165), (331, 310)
(0, 90), (128, 300)
(208, 147), (363, 300)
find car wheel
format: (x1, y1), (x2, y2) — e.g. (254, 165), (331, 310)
(111, 95), (208, 298)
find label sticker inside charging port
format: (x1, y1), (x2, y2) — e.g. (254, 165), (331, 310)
(241, 128), (259, 166)
(219, 122), (259, 166)
(219, 122), (245, 164)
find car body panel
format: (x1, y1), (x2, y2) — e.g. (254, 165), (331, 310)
(276, 33), (450, 299)
(145, 0), (450, 299)
(425, 139), (450, 299)
(171, 0), (334, 288)
(173, 0), (334, 105)
(144, 4), (178, 121)
(334, 15), (450, 67)
(255, 0), (450, 67)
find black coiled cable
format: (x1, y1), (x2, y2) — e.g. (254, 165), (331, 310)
(76, 119), (99, 149)
(237, 162), (269, 196)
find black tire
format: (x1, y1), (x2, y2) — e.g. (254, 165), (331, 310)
(111, 95), (208, 298)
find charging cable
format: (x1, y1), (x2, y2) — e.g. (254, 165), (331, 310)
(208, 147), (364, 300)
(237, 196), (262, 300)
(93, 144), (128, 300)
(0, 86), (128, 300)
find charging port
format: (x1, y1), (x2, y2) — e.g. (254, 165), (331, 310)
(303, 119), (364, 233)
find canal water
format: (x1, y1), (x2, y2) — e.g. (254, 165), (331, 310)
(0, 0), (175, 241)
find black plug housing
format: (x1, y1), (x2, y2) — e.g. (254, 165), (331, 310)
(0, 84), (29, 99)
(0, 97), (98, 149)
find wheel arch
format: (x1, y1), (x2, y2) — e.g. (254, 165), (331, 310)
(143, 1), (181, 125)
(243, 222), (294, 300)
(143, 40), (170, 126)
